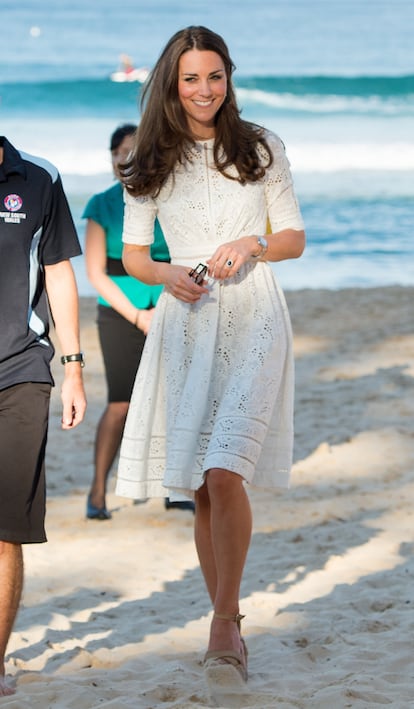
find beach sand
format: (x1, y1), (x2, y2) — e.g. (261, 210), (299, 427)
(3, 286), (414, 708)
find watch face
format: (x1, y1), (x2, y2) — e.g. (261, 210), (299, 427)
(258, 236), (268, 249)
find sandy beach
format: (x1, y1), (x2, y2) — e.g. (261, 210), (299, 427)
(3, 286), (414, 708)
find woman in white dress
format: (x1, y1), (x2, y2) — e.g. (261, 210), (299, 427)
(116, 26), (305, 700)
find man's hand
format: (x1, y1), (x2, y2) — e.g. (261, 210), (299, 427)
(61, 367), (87, 428)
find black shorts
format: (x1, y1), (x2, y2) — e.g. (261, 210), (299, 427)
(0, 382), (51, 544)
(97, 305), (146, 402)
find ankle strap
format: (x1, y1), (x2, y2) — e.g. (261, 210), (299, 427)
(214, 612), (245, 628)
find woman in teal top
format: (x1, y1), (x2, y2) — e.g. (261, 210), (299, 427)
(83, 124), (169, 520)
(85, 179), (167, 311)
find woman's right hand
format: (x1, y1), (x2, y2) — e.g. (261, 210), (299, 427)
(163, 264), (209, 303)
(122, 246), (209, 303)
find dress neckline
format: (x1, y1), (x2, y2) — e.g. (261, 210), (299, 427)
(194, 137), (215, 147)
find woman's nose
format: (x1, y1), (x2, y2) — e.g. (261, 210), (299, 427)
(198, 80), (212, 96)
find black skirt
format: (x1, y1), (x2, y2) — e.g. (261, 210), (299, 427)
(97, 304), (146, 402)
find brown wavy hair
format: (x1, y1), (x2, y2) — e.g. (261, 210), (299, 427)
(122, 26), (273, 197)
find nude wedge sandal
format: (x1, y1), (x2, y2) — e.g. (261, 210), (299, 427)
(203, 612), (248, 704)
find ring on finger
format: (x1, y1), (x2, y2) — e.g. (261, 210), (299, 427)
(226, 259), (233, 268)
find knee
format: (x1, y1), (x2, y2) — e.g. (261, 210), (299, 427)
(107, 401), (129, 424)
(0, 540), (20, 557)
(206, 468), (242, 498)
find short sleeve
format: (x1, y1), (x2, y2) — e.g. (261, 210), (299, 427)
(122, 189), (158, 245)
(82, 193), (102, 224)
(41, 174), (82, 265)
(262, 132), (304, 233)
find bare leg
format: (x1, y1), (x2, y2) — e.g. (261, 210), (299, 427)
(88, 401), (129, 509)
(194, 481), (216, 602)
(195, 468), (252, 656)
(0, 541), (23, 696)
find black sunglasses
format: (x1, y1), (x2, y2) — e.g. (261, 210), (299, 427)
(189, 263), (207, 285)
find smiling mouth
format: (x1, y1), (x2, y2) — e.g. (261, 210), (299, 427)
(193, 100), (213, 107)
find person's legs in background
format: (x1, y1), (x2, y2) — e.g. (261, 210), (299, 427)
(87, 400), (129, 518)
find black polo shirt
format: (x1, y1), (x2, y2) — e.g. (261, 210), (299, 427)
(0, 137), (82, 391)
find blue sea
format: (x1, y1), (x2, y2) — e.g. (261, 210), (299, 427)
(1, 0), (413, 293)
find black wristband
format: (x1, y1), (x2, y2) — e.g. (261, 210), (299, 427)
(60, 353), (85, 367)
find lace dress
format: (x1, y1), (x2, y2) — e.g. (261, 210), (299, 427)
(116, 131), (304, 501)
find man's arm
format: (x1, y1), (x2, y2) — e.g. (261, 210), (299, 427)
(44, 260), (87, 429)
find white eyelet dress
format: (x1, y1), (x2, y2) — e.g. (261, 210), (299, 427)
(116, 131), (304, 501)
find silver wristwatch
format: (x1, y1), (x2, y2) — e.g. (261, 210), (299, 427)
(251, 235), (268, 259)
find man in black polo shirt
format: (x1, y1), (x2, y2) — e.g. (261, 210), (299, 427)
(0, 136), (87, 695)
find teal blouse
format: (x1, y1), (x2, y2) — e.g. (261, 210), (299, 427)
(82, 181), (169, 308)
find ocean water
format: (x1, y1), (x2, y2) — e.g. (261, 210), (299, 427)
(1, 0), (413, 293)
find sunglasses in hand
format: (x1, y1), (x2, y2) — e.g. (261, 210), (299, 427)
(189, 263), (208, 285)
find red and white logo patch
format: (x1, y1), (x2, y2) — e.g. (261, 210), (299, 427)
(4, 194), (23, 212)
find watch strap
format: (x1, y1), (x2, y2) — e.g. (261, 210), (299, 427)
(60, 353), (85, 367)
(251, 235), (268, 259)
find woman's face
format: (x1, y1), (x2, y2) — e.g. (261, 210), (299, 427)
(177, 49), (227, 139)
(111, 134), (134, 179)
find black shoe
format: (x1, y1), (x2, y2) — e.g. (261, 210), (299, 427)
(164, 497), (195, 513)
(86, 495), (112, 520)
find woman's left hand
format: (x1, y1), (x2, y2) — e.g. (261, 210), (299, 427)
(207, 236), (257, 280)
(136, 308), (154, 335)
